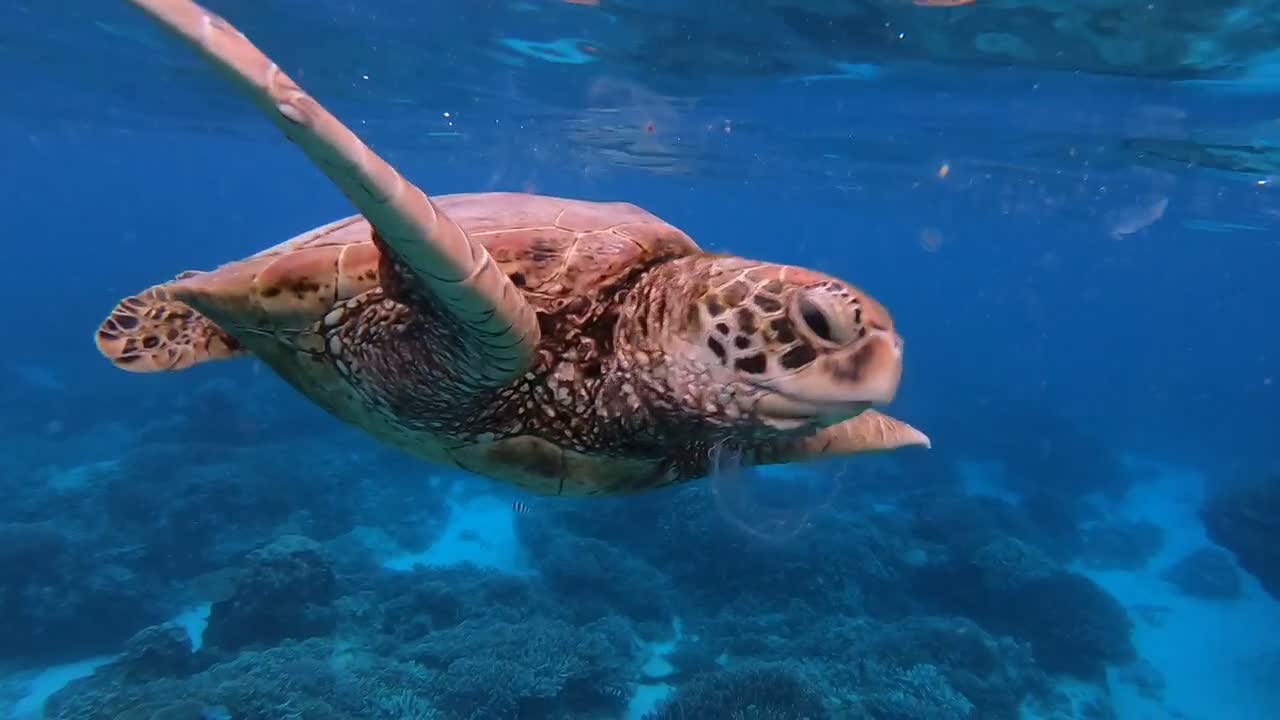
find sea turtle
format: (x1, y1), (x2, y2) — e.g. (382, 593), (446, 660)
(95, 0), (930, 496)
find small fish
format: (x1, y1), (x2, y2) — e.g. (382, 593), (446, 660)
(600, 684), (628, 698)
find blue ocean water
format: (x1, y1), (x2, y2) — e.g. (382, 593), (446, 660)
(2, 1), (1279, 719)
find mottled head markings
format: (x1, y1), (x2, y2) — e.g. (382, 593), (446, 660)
(683, 260), (905, 430)
(695, 268), (863, 376)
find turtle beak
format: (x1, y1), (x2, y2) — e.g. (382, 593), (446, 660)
(752, 328), (904, 428)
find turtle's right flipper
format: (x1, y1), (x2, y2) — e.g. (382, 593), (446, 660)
(120, 0), (540, 387)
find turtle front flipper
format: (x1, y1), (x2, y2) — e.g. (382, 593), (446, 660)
(121, 0), (540, 386)
(759, 409), (931, 465)
(96, 285), (245, 372)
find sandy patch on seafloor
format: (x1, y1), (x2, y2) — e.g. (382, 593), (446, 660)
(1079, 460), (1280, 720)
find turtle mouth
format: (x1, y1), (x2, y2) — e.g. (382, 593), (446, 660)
(747, 329), (904, 429)
(747, 383), (873, 430)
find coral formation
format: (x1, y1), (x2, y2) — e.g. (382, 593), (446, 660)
(204, 535), (339, 652)
(2, 376), (1154, 720)
(643, 664), (831, 720)
(1202, 473), (1280, 600)
(1161, 547), (1242, 600)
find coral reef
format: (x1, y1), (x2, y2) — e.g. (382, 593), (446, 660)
(5, 377), (1147, 720)
(44, 565), (642, 720)
(0, 417), (450, 665)
(1202, 473), (1280, 600)
(1161, 547), (1242, 601)
(643, 664), (831, 720)
(0, 519), (173, 663)
(911, 516), (1136, 680)
(115, 623), (206, 682)
(1078, 520), (1165, 571)
(204, 535), (339, 652)
(46, 638), (442, 720)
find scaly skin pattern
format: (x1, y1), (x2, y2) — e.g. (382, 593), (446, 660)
(319, 228), (676, 449)
(314, 248), (898, 493)
(263, 212), (716, 492)
(591, 254), (895, 482)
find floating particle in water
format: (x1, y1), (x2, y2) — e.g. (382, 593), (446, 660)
(937, 162), (950, 179)
(564, 0), (600, 5)
(792, 62), (883, 84)
(1182, 219), (1267, 233)
(1108, 195), (1169, 239)
(570, 76), (693, 175)
(919, 227), (943, 252)
(914, 0), (976, 6)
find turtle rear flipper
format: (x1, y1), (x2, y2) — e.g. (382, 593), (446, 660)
(96, 285), (244, 373)
(123, 0), (540, 387)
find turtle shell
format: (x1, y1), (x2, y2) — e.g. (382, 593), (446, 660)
(138, 191), (700, 333)
(97, 191), (701, 494)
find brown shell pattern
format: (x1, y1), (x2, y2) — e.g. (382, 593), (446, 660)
(169, 192), (700, 329)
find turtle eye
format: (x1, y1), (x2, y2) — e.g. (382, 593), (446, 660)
(796, 296), (833, 342)
(790, 291), (858, 346)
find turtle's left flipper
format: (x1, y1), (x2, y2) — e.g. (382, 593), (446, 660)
(120, 0), (540, 387)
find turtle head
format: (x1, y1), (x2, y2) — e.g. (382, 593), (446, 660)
(679, 259), (905, 431)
